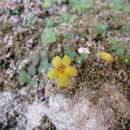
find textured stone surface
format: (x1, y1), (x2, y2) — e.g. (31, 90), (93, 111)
(0, 84), (130, 130)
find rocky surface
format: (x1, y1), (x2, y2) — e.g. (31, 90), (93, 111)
(0, 83), (130, 130)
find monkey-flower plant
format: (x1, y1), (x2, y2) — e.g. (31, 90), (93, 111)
(47, 55), (77, 87)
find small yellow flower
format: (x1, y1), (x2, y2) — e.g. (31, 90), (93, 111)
(97, 52), (113, 62)
(47, 55), (77, 87)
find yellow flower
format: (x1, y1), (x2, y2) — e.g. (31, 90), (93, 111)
(97, 52), (113, 62)
(47, 55), (77, 87)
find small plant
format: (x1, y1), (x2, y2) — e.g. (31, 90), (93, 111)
(18, 54), (40, 87)
(47, 55), (77, 87)
(18, 52), (51, 87)
(41, 28), (59, 44)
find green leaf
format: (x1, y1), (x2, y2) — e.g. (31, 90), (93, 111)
(41, 28), (59, 44)
(18, 71), (26, 82)
(30, 79), (36, 87)
(108, 37), (117, 44)
(40, 80), (47, 85)
(109, 37), (125, 57)
(65, 31), (74, 40)
(111, 42), (123, 51)
(45, 18), (54, 27)
(61, 12), (77, 24)
(92, 22), (107, 35)
(42, 0), (52, 8)
(80, 32), (87, 38)
(16, 60), (21, 66)
(114, 47), (125, 56)
(111, 0), (124, 10)
(121, 23), (130, 34)
(18, 71), (31, 84)
(27, 66), (36, 76)
(63, 45), (77, 59)
(40, 58), (50, 73)
(10, 6), (23, 15)
(69, 0), (91, 14)
(76, 53), (88, 64)
(27, 14), (36, 25)
(123, 5), (130, 12)
(31, 55), (39, 66)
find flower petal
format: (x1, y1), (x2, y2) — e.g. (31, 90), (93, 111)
(47, 69), (58, 80)
(65, 66), (77, 77)
(63, 55), (71, 66)
(56, 74), (70, 87)
(52, 56), (62, 67)
(97, 52), (113, 62)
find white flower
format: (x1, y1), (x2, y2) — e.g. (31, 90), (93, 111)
(78, 47), (90, 54)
